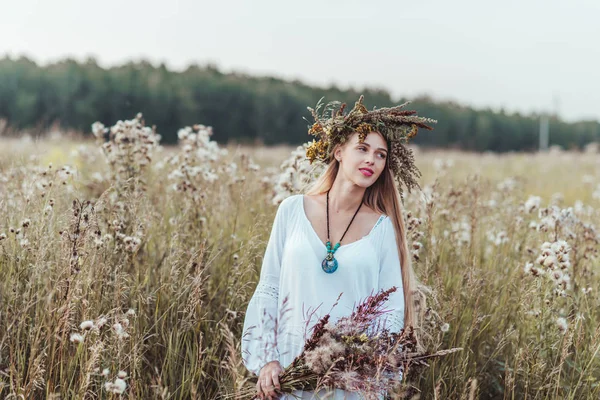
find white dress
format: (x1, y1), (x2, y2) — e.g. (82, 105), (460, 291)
(241, 194), (405, 399)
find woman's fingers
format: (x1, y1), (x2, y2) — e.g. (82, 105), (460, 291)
(257, 363), (282, 400)
(256, 378), (264, 399)
(263, 375), (277, 399)
(271, 371), (281, 391)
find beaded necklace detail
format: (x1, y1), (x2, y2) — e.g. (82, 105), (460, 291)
(321, 190), (363, 273)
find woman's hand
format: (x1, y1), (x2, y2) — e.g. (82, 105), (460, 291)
(256, 360), (283, 399)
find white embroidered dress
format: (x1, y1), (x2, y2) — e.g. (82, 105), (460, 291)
(241, 194), (405, 399)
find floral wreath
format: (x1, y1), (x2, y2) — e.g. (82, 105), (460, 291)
(305, 95), (437, 197)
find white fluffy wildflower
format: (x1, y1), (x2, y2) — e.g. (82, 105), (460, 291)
(271, 143), (325, 204)
(333, 370), (361, 390)
(80, 320), (94, 330)
(94, 114), (162, 188)
(101, 368), (110, 377)
(528, 239), (573, 291)
(450, 220), (471, 248)
(91, 172), (105, 182)
(177, 128), (190, 140)
(528, 221), (539, 230)
(559, 207), (575, 222)
(524, 196), (541, 213)
(104, 378), (127, 394)
(582, 174), (595, 185)
(557, 273), (571, 289)
(70, 333), (84, 344)
(486, 230), (509, 246)
(126, 308), (136, 317)
(526, 309), (541, 317)
(113, 322), (130, 340)
(304, 344), (335, 374)
(94, 238), (104, 249)
(538, 216), (556, 232)
(433, 158), (454, 175)
(497, 177), (517, 192)
(168, 169), (185, 180)
(168, 125), (231, 193)
(203, 171), (218, 183)
(123, 236), (142, 253)
(573, 200), (593, 217)
(556, 317), (568, 333)
(550, 269), (563, 282)
(543, 255), (557, 268)
(117, 370), (128, 379)
(593, 184), (600, 200)
(440, 323), (450, 333)
(421, 184), (437, 207)
(550, 192), (564, 206)
(551, 240), (571, 254)
(554, 288), (567, 297)
(91, 122), (108, 139)
(57, 165), (76, 181)
(96, 317), (108, 329)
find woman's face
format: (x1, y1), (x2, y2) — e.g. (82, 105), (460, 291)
(334, 131), (388, 188)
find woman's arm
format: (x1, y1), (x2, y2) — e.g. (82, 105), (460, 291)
(377, 218), (405, 333)
(241, 197), (290, 376)
(377, 217), (405, 386)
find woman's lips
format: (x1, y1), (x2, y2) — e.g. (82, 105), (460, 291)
(360, 168), (374, 177)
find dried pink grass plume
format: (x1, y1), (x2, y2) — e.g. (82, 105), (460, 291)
(233, 287), (462, 399)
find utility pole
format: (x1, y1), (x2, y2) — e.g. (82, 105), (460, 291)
(539, 94), (559, 152)
(539, 113), (549, 151)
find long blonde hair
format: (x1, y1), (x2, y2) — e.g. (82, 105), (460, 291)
(304, 134), (420, 331)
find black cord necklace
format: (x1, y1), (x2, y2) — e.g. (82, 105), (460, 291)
(322, 190), (363, 273)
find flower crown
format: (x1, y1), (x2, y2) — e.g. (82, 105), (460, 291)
(305, 95), (437, 196)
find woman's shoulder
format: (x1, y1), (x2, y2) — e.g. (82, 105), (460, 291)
(279, 193), (303, 205)
(276, 193), (304, 214)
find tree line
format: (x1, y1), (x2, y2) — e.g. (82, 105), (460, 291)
(0, 55), (598, 151)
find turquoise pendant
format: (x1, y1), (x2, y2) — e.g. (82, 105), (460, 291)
(321, 241), (340, 273)
(322, 254), (338, 273)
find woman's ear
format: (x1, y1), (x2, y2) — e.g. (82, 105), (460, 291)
(334, 147), (342, 163)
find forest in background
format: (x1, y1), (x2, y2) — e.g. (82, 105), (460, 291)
(1, 55), (599, 151)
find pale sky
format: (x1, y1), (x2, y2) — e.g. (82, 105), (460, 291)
(2, 0), (599, 122)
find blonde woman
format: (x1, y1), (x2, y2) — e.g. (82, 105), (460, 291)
(241, 96), (435, 399)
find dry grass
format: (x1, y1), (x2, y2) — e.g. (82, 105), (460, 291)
(0, 126), (599, 399)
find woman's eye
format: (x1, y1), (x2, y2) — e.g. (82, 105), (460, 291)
(358, 147), (367, 152)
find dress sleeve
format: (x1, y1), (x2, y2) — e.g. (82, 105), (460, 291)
(241, 196), (290, 376)
(377, 217), (405, 334)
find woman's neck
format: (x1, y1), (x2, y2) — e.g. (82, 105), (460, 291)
(327, 180), (365, 214)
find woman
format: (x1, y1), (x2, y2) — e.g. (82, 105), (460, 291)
(241, 96), (435, 399)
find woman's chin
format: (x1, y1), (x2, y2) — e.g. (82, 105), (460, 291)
(354, 179), (375, 188)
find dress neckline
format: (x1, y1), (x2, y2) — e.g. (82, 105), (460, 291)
(300, 194), (386, 250)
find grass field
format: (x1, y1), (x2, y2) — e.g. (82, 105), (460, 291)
(0, 122), (599, 399)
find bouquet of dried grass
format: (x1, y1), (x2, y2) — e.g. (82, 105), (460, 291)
(231, 287), (462, 399)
